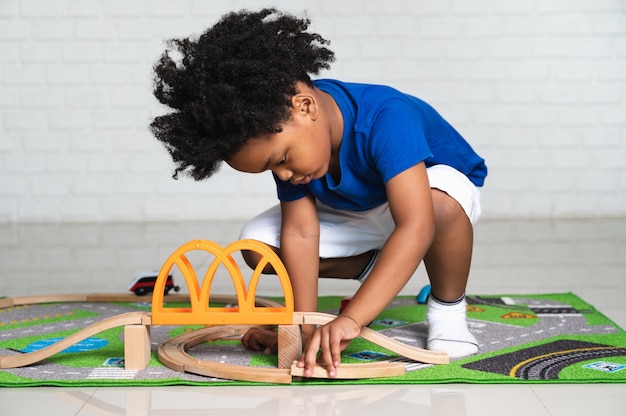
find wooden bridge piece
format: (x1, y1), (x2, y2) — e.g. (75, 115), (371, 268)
(150, 239), (294, 326)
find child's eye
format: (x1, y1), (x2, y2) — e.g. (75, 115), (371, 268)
(277, 156), (286, 166)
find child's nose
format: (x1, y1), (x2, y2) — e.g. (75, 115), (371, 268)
(273, 167), (292, 182)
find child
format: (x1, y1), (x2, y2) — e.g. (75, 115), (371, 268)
(150, 8), (487, 378)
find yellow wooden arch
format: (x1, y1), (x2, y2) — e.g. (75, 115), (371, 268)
(151, 239), (294, 325)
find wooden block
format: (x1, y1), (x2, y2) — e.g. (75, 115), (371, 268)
(0, 297), (14, 309)
(278, 325), (302, 369)
(290, 361), (405, 379)
(124, 324), (151, 370)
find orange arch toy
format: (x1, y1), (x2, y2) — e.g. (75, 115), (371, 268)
(151, 239), (294, 326)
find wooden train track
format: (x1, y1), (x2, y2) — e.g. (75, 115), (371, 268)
(0, 292), (448, 382)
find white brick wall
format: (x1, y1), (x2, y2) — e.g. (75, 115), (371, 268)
(1, 0), (625, 222)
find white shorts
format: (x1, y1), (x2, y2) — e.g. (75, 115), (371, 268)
(239, 165), (482, 258)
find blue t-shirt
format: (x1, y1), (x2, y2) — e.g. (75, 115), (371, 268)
(275, 79), (487, 211)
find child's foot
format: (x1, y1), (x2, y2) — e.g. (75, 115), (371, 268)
(426, 295), (478, 359)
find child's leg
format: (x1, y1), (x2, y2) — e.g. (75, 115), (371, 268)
(239, 203), (387, 278)
(423, 188), (478, 359)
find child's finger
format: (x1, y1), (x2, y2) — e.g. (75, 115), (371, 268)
(320, 327), (337, 378)
(299, 330), (321, 377)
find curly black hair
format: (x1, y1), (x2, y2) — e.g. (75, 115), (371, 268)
(150, 8), (335, 180)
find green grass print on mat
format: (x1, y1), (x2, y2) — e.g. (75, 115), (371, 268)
(0, 293), (625, 387)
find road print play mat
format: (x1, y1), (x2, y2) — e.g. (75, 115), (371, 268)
(1, 293), (625, 386)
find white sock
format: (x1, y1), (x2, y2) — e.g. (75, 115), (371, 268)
(427, 294), (478, 359)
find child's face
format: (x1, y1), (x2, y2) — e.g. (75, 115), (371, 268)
(226, 97), (333, 185)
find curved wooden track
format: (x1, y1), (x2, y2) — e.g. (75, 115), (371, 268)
(157, 323), (406, 384)
(294, 312), (450, 365)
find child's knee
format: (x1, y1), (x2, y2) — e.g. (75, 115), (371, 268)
(431, 189), (467, 228)
(241, 249), (278, 274)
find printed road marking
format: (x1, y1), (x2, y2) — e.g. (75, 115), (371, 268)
(87, 368), (139, 380)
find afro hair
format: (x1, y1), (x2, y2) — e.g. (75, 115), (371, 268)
(150, 8), (335, 180)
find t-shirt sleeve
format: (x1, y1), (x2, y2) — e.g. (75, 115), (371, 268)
(273, 173), (310, 201)
(368, 99), (433, 184)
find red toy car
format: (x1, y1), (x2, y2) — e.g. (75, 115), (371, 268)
(129, 272), (180, 296)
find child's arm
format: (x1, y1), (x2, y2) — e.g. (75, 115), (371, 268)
(298, 162), (435, 377)
(279, 193), (321, 343)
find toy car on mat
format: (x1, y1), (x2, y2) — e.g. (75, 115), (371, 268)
(129, 271), (180, 296)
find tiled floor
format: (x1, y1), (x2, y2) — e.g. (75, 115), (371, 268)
(1, 218), (625, 415)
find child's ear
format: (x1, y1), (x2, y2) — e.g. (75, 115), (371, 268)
(292, 94), (318, 121)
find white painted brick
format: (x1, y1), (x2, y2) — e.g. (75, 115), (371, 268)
(68, 132), (112, 152)
(0, 44), (18, 63)
(496, 84), (535, 103)
(20, 89), (62, 108)
(0, 201), (16, 222)
(31, 175), (72, 195)
(30, 20), (74, 40)
(21, 43), (62, 63)
(102, 0), (145, 17)
(47, 110), (90, 131)
(59, 196), (102, 219)
(100, 197), (143, 219)
(74, 20), (118, 41)
(3, 111), (46, 131)
(19, 0), (59, 17)
(463, 17), (503, 38)
(549, 15), (593, 35)
(579, 0), (623, 13)
(108, 86), (150, 108)
(0, 0), (17, 17)
(0, 176), (31, 195)
(104, 43), (147, 63)
(374, 16), (419, 37)
(493, 0), (536, 14)
(502, 16), (548, 36)
(472, 105), (513, 125)
(145, 0), (187, 17)
(74, 175), (115, 195)
(17, 196), (61, 221)
(89, 65), (129, 84)
(531, 171), (578, 192)
(4, 66), (44, 85)
(44, 153), (88, 173)
(0, 89), (17, 107)
(596, 59), (626, 80)
(405, 1), (450, 15)
(529, 37), (572, 58)
(46, 65), (89, 85)
(321, 0), (364, 15)
(535, 0), (576, 14)
(91, 110), (136, 130)
(63, 89), (106, 109)
(419, 17), (461, 37)
(22, 131), (67, 151)
(62, 43), (104, 62)
(569, 38), (614, 59)
(581, 126), (622, 146)
(117, 21), (158, 41)
(61, 0), (101, 17)
(445, 39), (485, 59)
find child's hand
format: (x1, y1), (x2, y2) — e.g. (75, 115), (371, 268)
(240, 327), (278, 355)
(297, 315), (361, 378)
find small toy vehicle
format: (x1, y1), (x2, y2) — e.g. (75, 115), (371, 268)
(129, 271), (180, 296)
